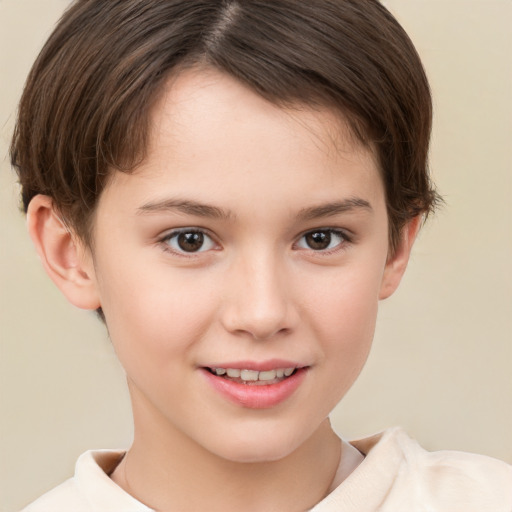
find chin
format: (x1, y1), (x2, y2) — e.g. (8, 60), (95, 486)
(206, 425), (307, 464)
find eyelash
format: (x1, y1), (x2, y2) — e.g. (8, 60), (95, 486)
(158, 227), (352, 257)
(159, 228), (218, 257)
(294, 228), (351, 255)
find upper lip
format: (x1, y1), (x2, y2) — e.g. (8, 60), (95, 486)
(201, 359), (307, 372)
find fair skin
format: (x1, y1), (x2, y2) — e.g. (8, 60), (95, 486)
(28, 68), (419, 511)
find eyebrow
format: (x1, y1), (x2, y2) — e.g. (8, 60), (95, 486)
(297, 197), (373, 220)
(137, 198), (235, 220)
(137, 196), (372, 221)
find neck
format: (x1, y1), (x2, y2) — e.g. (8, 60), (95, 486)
(111, 386), (360, 512)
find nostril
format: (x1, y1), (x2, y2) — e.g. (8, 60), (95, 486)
(219, 273), (299, 339)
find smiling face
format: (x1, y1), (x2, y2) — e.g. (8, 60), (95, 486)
(84, 68), (406, 463)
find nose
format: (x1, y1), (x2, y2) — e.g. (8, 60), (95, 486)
(220, 253), (298, 341)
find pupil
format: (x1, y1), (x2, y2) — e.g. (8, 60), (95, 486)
(178, 232), (204, 252)
(306, 231), (331, 250)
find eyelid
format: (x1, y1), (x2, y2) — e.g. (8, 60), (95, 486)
(293, 227), (352, 253)
(159, 227), (219, 256)
(156, 226), (352, 257)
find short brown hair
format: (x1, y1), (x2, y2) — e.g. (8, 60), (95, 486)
(10, 0), (440, 251)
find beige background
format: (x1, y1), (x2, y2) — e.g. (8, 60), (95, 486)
(1, 0), (511, 510)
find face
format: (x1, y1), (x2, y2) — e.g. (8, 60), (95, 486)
(87, 68), (398, 463)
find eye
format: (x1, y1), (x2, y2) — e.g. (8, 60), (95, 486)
(295, 229), (347, 251)
(162, 229), (216, 254)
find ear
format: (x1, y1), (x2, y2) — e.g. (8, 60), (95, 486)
(379, 216), (422, 300)
(27, 195), (101, 310)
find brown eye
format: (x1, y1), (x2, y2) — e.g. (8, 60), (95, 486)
(305, 231), (331, 250)
(296, 229), (346, 251)
(164, 230), (215, 253)
(177, 232), (204, 252)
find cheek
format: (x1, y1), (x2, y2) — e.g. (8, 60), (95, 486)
(306, 258), (382, 336)
(320, 288), (378, 373)
(96, 256), (219, 372)
(301, 259), (384, 386)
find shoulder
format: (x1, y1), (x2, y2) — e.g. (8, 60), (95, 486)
(364, 428), (512, 512)
(21, 477), (91, 512)
(21, 450), (151, 512)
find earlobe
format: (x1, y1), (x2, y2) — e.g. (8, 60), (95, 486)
(379, 216), (422, 300)
(27, 195), (101, 310)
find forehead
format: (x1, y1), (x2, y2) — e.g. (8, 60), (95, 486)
(149, 67), (373, 164)
(100, 67), (384, 220)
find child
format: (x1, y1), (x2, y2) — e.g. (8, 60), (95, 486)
(10, 0), (511, 510)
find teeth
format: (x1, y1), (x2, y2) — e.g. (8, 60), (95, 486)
(240, 370), (259, 381)
(258, 370), (276, 381)
(211, 367), (296, 381)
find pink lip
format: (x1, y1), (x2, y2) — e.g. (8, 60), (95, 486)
(201, 366), (308, 409)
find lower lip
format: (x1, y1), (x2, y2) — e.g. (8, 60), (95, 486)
(201, 368), (307, 409)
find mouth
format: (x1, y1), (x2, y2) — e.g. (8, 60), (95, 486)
(201, 363), (308, 408)
(205, 366), (298, 386)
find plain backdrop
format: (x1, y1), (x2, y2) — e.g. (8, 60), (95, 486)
(1, 1), (511, 510)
